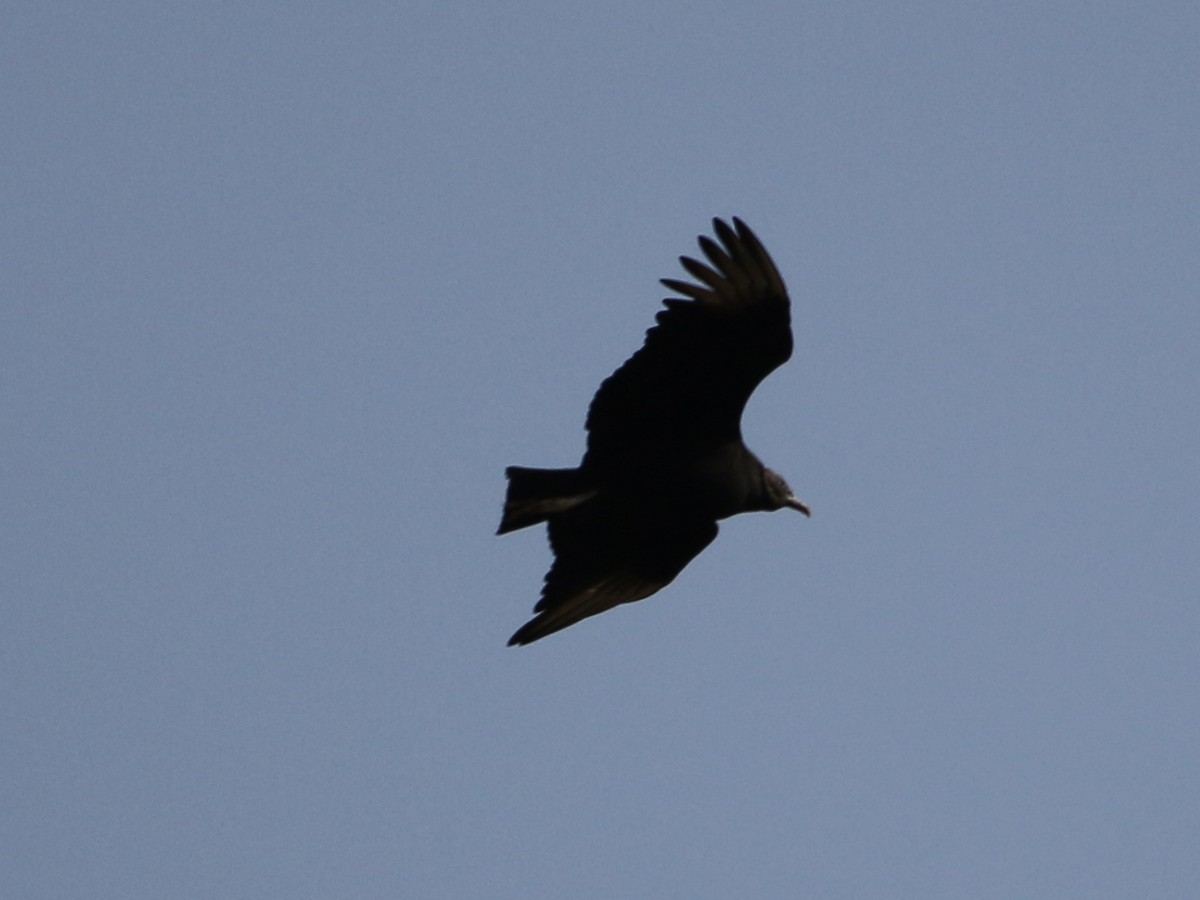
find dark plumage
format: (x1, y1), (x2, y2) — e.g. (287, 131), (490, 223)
(499, 217), (809, 646)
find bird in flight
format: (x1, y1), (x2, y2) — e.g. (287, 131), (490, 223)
(498, 217), (809, 646)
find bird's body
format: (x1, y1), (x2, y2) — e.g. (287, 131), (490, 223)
(499, 218), (809, 646)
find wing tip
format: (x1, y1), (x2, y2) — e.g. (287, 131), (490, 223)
(660, 277), (712, 302)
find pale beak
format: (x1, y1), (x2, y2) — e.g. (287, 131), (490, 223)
(785, 495), (811, 517)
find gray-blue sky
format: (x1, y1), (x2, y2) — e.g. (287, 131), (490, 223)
(3, 2), (1198, 897)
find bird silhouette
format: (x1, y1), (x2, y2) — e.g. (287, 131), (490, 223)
(499, 217), (809, 645)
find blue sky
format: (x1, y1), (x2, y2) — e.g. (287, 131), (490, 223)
(3, 2), (1198, 897)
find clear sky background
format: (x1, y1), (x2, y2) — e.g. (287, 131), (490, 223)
(3, 3), (1198, 897)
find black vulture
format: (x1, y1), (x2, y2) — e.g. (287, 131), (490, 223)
(499, 217), (809, 646)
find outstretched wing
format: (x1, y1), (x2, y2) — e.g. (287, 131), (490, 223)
(583, 217), (792, 470)
(507, 504), (718, 646)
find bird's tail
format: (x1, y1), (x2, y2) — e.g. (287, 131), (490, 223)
(497, 466), (597, 535)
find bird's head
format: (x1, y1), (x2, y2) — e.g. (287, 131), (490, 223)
(763, 468), (811, 517)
